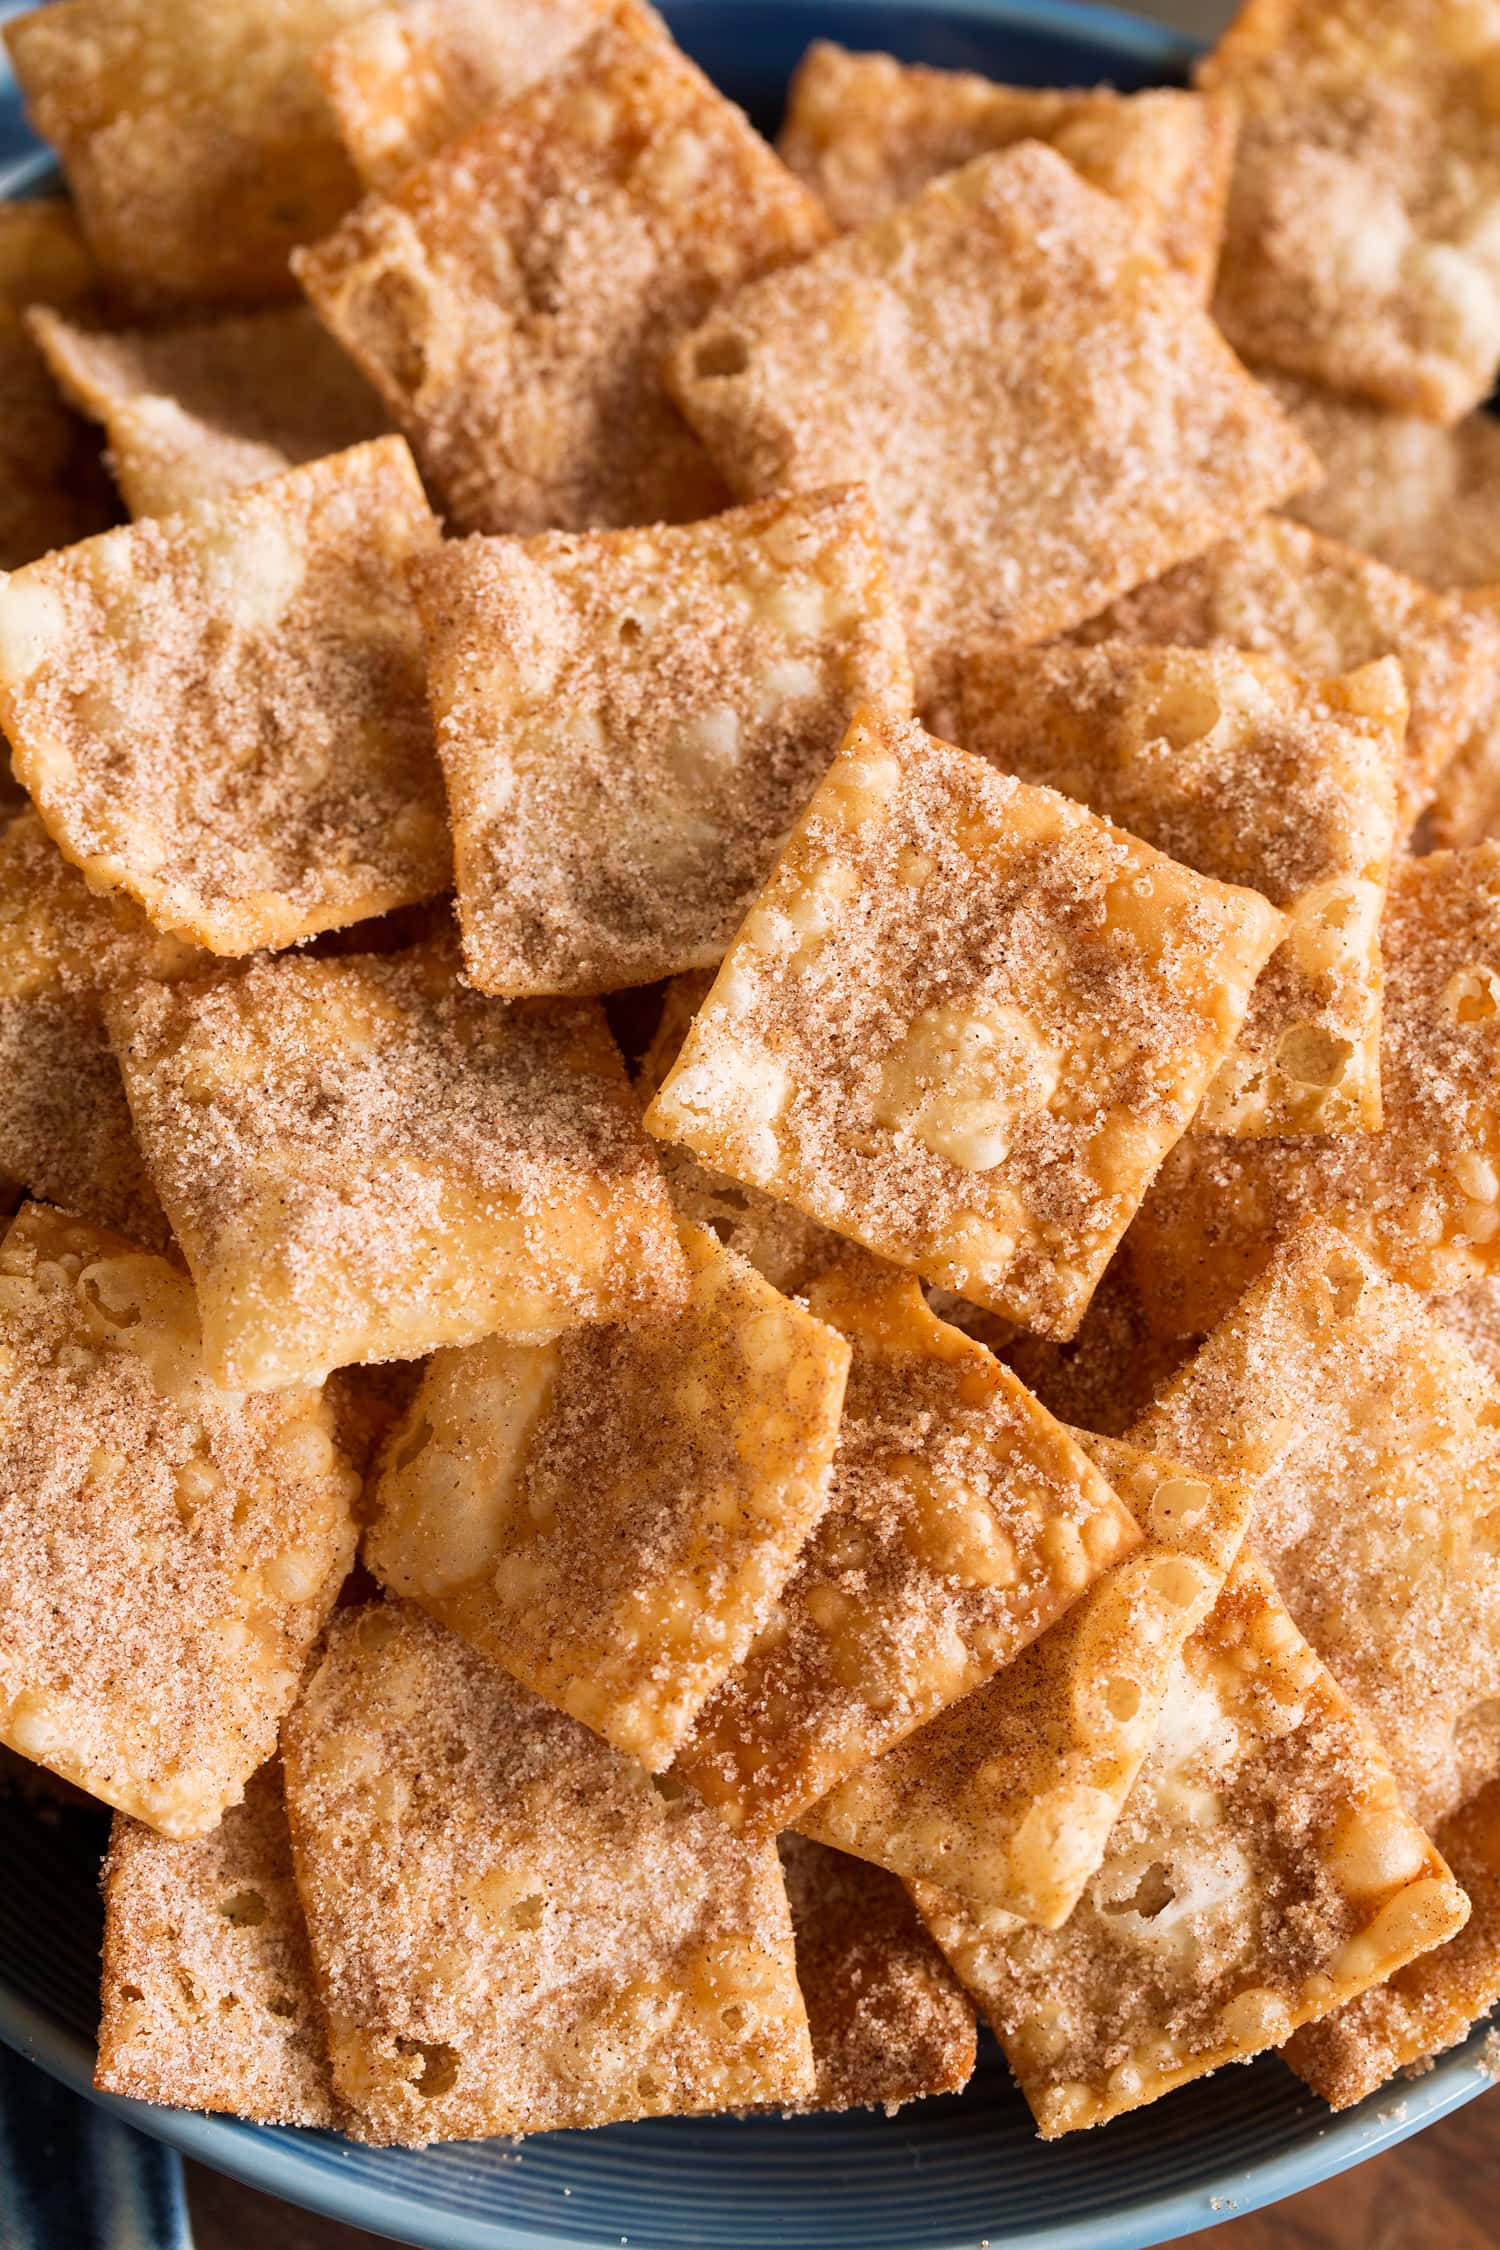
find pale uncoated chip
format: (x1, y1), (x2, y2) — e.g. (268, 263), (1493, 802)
(778, 41), (1237, 299)
(0, 1202), (358, 1837)
(1203, 0), (1500, 421)
(108, 944), (688, 1391)
(1137, 1221), (1500, 1832)
(799, 1435), (1253, 1930)
(2, 0), (372, 312)
(915, 1554), (1469, 2136)
(645, 705), (1287, 1340)
(364, 1219), (850, 1772)
(97, 1762), (338, 2126)
(776, 1834), (976, 2114)
(413, 487), (913, 995)
(0, 200), (114, 572)
(0, 437), (451, 955)
(29, 303), (390, 520)
(1070, 515), (1500, 837)
(313, 0), (611, 190)
(295, 2), (832, 536)
(670, 1264), (1140, 1834)
(666, 140), (1317, 711)
(281, 1602), (815, 2144)
(1285, 1774), (1500, 2108)
(960, 642), (1404, 1136)
(1128, 846), (1500, 1336)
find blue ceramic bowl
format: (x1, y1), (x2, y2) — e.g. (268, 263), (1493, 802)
(0, 4), (1496, 2245)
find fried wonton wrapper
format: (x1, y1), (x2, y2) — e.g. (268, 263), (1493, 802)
(1138, 1222), (1500, 1832)
(916, 1554), (1469, 2136)
(282, 1602), (815, 2144)
(1202, 0), (1500, 421)
(667, 141), (1316, 710)
(413, 487), (913, 995)
(1070, 516), (1500, 837)
(960, 643), (1404, 1136)
(364, 1220), (850, 1771)
(0, 808), (201, 1245)
(1285, 1773), (1500, 2108)
(314, 0), (611, 190)
(3, 0), (372, 313)
(108, 945), (687, 1390)
(97, 1762), (337, 2125)
(671, 1264), (1139, 1834)
(1436, 1275), (1500, 1381)
(1129, 845), (1500, 1335)
(646, 706), (1286, 1341)
(0, 201), (114, 572)
(29, 303), (390, 520)
(295, 2), (831, 536)
(0, 1203), (358, 1836)
(0, 437), (451, 955)
(778, 42), (1236, 299)
(776, 1834), (976, 2114)
(1000, 1254), (1197, 1440)
(800, 1436), (1252, 1929)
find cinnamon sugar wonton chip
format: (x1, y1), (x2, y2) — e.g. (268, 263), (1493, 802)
(1000, 1255), (1196, 1439)
(0, 438), (450, 955)
(282, 1603), (814, 2144)
(1285, 1773), (1500, 2108)
(670, 1263), (1139, 1834)
(108, 945), (686, 1391)
(0, 1202), (357, 1837)
(800, 1436), (1252, 1930)
(313, 0), (611, 191)
(778, 43), (1237, 299)
(294, 3), (832, 537)
(914, 1555), (1469, 2136)
(1202, 0), (1500, 422)
(0, 200), (114, 572)
(1129, 845), (1500, 1337)
(2, 0), (371, 313)
(29, 303), (390, 521)
(1138, 1223), (1500, 1832)
(1070, 516), (1500, 837)
(97, 1763), (337, 2125)
(645, 706), (1287, 1340)
(666, 141), (1317, 709)
(776, 1834), (976, 2114)
(364, 1220), (851, 1771)
(960, 644), (1404, 1136)
(413, 487), (912, 995)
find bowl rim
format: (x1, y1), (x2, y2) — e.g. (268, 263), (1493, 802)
(0, 1), (1495, 2244)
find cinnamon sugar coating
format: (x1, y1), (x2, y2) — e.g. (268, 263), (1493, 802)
(1001, 1255), (1197, 1439)
(0, 438), (451, 956)
(800, 1435), (1252, 1930)
(413, 487), (912, 996)
(29, 303), (390, 520)
(1129, 846), (1500, 1335)
(775, 1834), (976, 2114)
(667, 140), (1316, 709)
(961, 643), (1404, 1136)
(916, 1555), (1469, 2135)
(364, 1220), (851, 1771)
(670, 1264), (1139, 1834)
(3, 0), (372, 313)
(1138, 1223), (1500, 1832)
(108, 944), (687, 1391)
(97, 1762), (338, 2126)
(1203, 0), (1500, 421)
(282, 1602), (814, 2144)
(646, 707), (1287, 1340)
(1069, 516), (1500, 837)
(1285, 1774), (1500, 2108)
(0, 200), (114, 571)
(779, 42), (1236, 299)
(314, 0), (610, 191)
(295, 2), (831, 535)
(0, 1202), (358, 1836)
